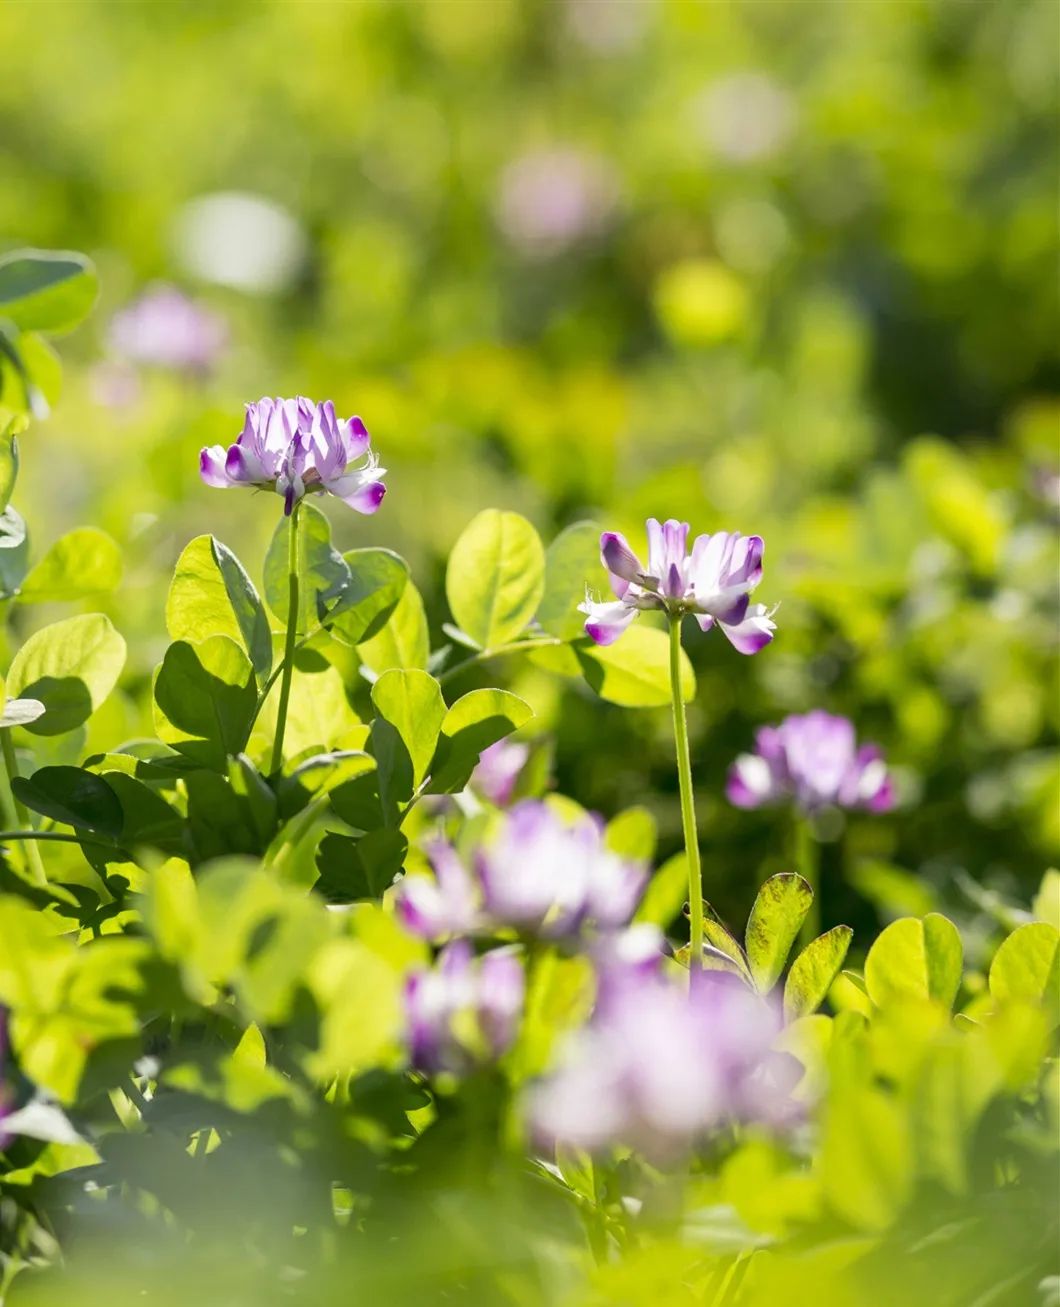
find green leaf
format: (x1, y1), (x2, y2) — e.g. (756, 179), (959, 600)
(0, 249), (99, 333)
(357, 581), (430, 674)
(532, 626), (696, 707)
(11, 766), (124, 837)
(264, 503), (349, 633)
(8, 613), (126, 737)
(988, 922), (1060, 1019)
(153, 636), (256, 770)
(745, 873), (813, 993)
(604, 806), (657, 862)
(445, 509), (545, 650)
(538, 520), (601, 640)
(96, 772), (184, 855)
(864, 913), (963, 1010)
(185, 768), (277, 861)
(276, 750), (376, 820)
(327, 548), (408, 645)
(428, 688), (533, 794)
(253, 658), (361, 763)
(784, 926), (854, 1020)
(315, 829), (408, 903)
(167, 535), (272, 679)
(1032, 870), (1060, 931)
(635, 850), (688, 929)
(369, 669), (446, 809)
(0, 422), (19, 513)
(19, 527), (122, 603)
(0, 505), (29, 599)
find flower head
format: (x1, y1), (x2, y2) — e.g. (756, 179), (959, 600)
(109, 284), (227, 374)
(727, 710), (894, 815)
(395, 801), (647, 944)
(200, 397), (386, 517)
(579, 518), (776, 653)
(529, 969), (786, 1158)
(404, 941), (524, 1075)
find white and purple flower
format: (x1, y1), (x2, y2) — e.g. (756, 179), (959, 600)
(109, 284), (227, 375)
(404, 941), (524, 1075)
(529, 969), (787, 1158)
(200, 397), (386, 517)
(471, 738), (530, 807)
(727, 710), (895, 815)
(395, 801), (647, 944)
(579, 518), (776, 654)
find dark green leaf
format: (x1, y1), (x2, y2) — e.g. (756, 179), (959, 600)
(153, 636), (256, 771)
(315, 829), (408, 903)
(11, 766), (124, 837)
(327, 548), (409, 645)
(264, 502), (349, 634)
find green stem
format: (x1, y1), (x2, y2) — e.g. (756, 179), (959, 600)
(794, 815), (819, 948)
(669, 617), (703, 973)
(0, 730), (46, 885)
(270, 503), (302, 775)
(0, 829), (119, 849)
(437, 636), (563, 686)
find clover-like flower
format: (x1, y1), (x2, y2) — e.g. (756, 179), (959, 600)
(529, 969), (787, 1158)
(404, 941), (524, 1075)
(579, 517), (776, 653)
(395, 801), (647, 944)
(110, 284), (227, 375)
(727, 710), (894, 815)
(200, 396), (386, 517)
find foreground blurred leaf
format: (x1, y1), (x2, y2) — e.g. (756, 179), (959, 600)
(0, 504), (29, 598)
(0, 249), (98, 332)
(167, 534), (272, 679)
(988, 922), (1059, 1020)
(19, 527), (122, 602)
(0, 419), (19, 512)
(445, 509), (545, 650)
(7, 612), (126, 736)
(864, 914), (963, 1010)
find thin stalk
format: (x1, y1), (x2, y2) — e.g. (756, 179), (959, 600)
(437, 636), (564, 687)
(270, 503), (302, 775)
(0, 829), (118, 849)
(794, 815), (819, 947)
(0, 730), (46, 885)
(669, 617), (703, 974)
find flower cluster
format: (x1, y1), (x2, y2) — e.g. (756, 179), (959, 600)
(727, 710), (894, 815)
(529, 969), (788, 1157)
(396, 801), (647, 944)
(470, 738), (529, 807)
(109, 285), (227, 374)
(580, 517), (776, 653)
(200, 396), (386, 517)
(404, 942), (525, 1076)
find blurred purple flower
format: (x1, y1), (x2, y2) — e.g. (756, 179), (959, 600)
(200, 397), (386, 517)
(529, 970), (786, 1157)
(109, 284), (227, 374)
(471, 739), (530, 806)
(727, 710), (894, 815)
(395, 801), (647, 943)
(496, 147), (620, 259)
(404, 941), (524, 1075)
(580, 517), (776, 653)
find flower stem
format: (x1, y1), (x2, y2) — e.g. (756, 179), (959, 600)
(270, 502), (302, 775)
(669, 617), (703, 973)
(793, 815), (820, 948)
(0, 729), (47, 886)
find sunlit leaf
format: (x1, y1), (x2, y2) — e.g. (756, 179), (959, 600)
(8, 613), (126, 737)
(445, 509), (545, 650)
(745, 873), (813, 993)
(864, 914), (963, 1010)
(0, 249), (99, 333)
(784, 926), (854, 1020)
(167, 535), (272, 679)
(19, 527), (122, 603)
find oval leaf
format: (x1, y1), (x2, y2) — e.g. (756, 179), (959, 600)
(0, 249), (99, 333)
(532, 626), (696, 708)
(264, 503), (349, 633)
(357, 581), (430, 675)
(7, 613), (126, 737)
(745, 873), (813, 993)
(11, 766), (124, 837)
(988, 922), (1060, 1019)
(327, 548), (409, 646)
(864, 913), (963, 1010)
(167, 535), (272, 679)
(19, 527), (123, 603)
(445, 509), (545, 650)
(153, 636), (256, 771)
(784, 925), (854, 1021)
(370, 669), (446, 809)
(538, 520), (601, 640)
(428, 688), (533, 794)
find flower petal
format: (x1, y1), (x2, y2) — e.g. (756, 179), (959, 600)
(200, 445), (233, 488)
(718, 603), (776, 655)
(600, 531), (643, 596)
(580, 598), (636, 646)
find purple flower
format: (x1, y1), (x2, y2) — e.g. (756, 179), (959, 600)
(529, 969), (786, 1158)
(404, 941), (524, 1075)
(471, 738), (530, 807)
(395, 801), (647, 944)
(727, 710), (895, 815)
(496, 147), (620, 259)
(579, 518), (776, 653)
(200, 397), (386, 517)
(109, 284), (227, 374)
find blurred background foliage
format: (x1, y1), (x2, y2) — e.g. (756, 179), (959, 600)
(0, 0), (1056, 947)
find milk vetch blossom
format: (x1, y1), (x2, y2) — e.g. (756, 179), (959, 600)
(727, 710), (894, 815)
(200, 397), (386, 516)
(580, 517), (776, 653)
